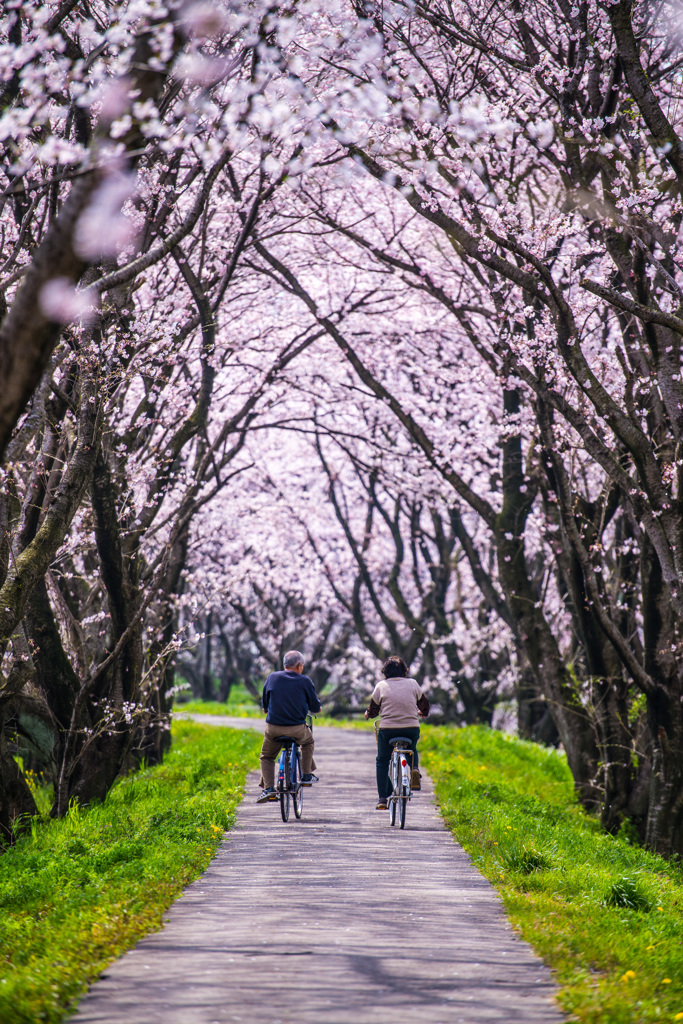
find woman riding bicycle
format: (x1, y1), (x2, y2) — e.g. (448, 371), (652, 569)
(364, 655), (430, 810)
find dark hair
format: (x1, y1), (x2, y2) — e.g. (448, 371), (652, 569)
(382, 655), (408, 679)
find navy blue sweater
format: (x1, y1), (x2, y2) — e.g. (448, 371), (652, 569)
(262, 670), (321, 725)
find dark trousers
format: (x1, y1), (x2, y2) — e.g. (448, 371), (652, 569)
(376, 726), (420, 800)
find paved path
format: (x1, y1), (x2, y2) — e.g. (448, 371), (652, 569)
(72, 717), (565, 1024)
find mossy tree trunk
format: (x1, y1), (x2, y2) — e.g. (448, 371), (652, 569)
(640, 537), (683, 856)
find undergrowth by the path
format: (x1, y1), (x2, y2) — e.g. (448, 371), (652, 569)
(0, 720), (261, 1024)
(420, 726), (683, 1024)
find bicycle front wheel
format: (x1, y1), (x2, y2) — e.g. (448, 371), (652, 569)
(293, 750), (303, 819)
(398, 785), (408, 829)
(389, 797), (396, 826)
(280, 751), (291, 822)
(280, 789), (290, 821)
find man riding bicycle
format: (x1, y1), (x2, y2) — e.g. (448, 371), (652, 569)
(257, 650), (322, 804)
(364, 655), (430, 810)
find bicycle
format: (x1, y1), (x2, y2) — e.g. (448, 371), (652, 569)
(387, 736), (413, 828)
(374, 722), (413, 829)
(275, 714), (312, 822)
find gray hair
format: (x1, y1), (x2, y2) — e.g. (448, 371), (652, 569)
(283, 650), (304, 669)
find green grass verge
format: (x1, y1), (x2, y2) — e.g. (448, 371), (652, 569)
(0, 720), (262, 1024)
(175, 681), (262, 717)
(420, 725), (683, 1024)
(177, 697), (261, 718)
(175, 697), (367, 729)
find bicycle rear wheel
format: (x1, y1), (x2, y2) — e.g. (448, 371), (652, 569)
(388, 752), (398, 825)
(280, 750), (291, 822)
(398, 784), (408, 829)
(293, 749), (303, 819)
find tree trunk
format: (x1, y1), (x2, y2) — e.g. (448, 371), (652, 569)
(640, 535), (683, 855)
(496, 388), (601, 807)
(0, 721), (37, 844)
(199, 617), (214, 700)
(517, 661), (559, 745)
(645, 690), (683, 856)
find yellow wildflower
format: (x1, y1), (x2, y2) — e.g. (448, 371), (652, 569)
(621, 971), (636, 982)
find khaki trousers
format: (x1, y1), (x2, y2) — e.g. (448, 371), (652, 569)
(259, 723), (316, 788)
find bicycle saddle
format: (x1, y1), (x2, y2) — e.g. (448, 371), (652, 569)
(274, 736), (297, 746)
(388, 737), (413, 748)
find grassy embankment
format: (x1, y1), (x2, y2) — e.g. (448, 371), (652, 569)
(420, 726), (683, 1024)
(0, 720), (262, 1024)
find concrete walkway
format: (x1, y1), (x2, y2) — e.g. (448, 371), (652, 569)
(71, 717), (566, 1024)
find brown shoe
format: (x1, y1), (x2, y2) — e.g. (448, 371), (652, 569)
(376, 801), (387, 810)
(411, 769), (422, 790)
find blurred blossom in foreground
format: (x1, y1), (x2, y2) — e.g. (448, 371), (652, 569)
(74, 171), (139, 259)
(95, 78), (132, 122)
(182, 1), (229, 38)
(40, 278), (100, 324)
(175, 53), (231, 85)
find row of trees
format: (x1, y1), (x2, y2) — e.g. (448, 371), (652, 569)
(2, 0), (683, 857)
